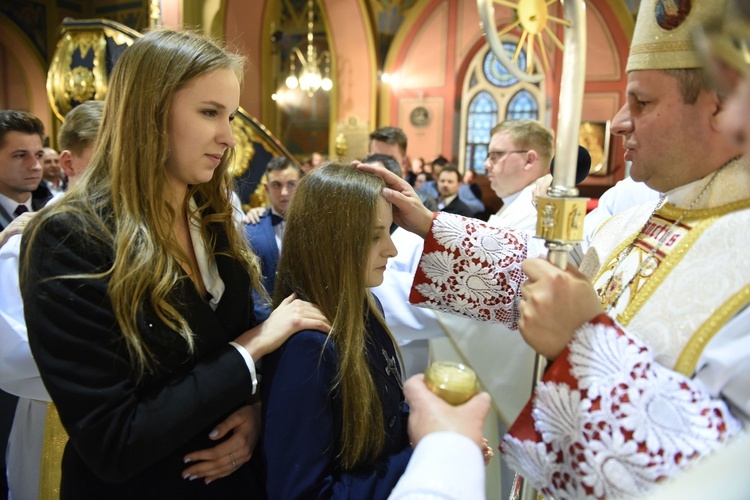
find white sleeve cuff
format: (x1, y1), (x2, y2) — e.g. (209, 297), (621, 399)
(389, 432), (485, 500)
(229, 342), (258, 395)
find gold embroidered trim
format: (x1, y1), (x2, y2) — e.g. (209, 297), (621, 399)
(591, 227), (643, 288)
(592, 199), (750, 325)
(630, 40), (694, 54)
(658, 197), (750, 221)
(39, 403), (67, 500)
(674, 286), (750, 376)
(618, 213), (717, 326)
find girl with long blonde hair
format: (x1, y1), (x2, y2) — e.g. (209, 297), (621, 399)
(261, 162), (412, 498)
(20, 29), (329, 499)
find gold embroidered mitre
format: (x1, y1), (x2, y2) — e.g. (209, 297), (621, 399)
(627, 0), (726, 71)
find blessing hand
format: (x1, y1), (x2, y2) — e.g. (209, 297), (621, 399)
(354, 161), (433, 238)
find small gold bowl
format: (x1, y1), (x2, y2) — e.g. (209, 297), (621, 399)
(423, 361), (478, 405)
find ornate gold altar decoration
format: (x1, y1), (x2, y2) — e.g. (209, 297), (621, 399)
(478, 0), (587, 498)
(47, 21), (138, 122)
(149, 0), (163, 28)
(478, 0), (572, 82)
(335, 132), (348, 159)
(229, 113), (260, 178)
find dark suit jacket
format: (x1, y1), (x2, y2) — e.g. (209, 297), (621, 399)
(441, 196), (474, 217)
(0, 187), (51, 229)
(244, 209), (279, 322)
(261, 298), (412, 499)
(21, 211), (262, 499)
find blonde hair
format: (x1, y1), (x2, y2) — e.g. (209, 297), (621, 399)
(273, 162), (397, 470)
(58, 100), (104, 155)
(23, 29), (262, 377)
(490, 119), (554, 167)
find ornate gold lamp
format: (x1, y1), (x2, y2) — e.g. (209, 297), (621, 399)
(284, 0), (332, 96)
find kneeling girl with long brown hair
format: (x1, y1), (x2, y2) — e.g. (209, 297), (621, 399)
(261, 162), (411, 498)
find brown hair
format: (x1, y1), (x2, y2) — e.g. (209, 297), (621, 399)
(273, 162), (397, 470)
(0, 110), (45, 148)
(369, 126), (408, 156)
(664, 68), (713, 103)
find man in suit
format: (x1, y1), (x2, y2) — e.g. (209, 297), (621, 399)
(0, 109), (47, 500)
(436, 166), (473, 216)
(244, 157), (302, 321)
(421, 156), (485, 216)
(0, 111), (48, 233)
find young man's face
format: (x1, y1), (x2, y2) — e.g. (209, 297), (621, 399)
(437, 171), (460, 198)
(484, 131), (530, 199)
(265, 167), (301, 215)
(0, 131), (44, 202)
(42, 148), (61, 181)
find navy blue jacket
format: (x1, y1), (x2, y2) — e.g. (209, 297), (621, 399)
(261, 299), (412, 499)
(244, 208), (279, 322)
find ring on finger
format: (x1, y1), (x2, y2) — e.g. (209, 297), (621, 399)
(229, 452), (237, 469)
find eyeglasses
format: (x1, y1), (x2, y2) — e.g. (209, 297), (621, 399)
(485, 150), (528, 164)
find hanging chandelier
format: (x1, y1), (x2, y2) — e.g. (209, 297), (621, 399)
(285, 0), (332, 96)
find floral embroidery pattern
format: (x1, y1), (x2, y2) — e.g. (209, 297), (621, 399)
(409, 213), (742, 498)
(410, 213), (527, 327)
(503, 320), (741, 499)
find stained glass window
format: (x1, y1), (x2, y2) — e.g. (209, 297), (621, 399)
(466, 91), (498, 173)
(483, 43), (526, 88)
(506, 89), (539, 120)
(461, 44), (544, 177)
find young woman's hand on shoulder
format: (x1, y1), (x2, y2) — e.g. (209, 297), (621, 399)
(235, 293), (331, 360)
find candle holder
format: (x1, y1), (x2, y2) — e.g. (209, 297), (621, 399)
(423, 361), (478, 405)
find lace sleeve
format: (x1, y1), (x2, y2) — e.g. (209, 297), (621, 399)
(501, 314), (742, 499)
(408, 212), (528, 328)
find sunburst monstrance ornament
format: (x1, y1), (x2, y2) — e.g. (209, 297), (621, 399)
(477, 0), (572, 83)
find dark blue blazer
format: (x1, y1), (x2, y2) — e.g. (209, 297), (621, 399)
(244, 208), (279, 322)
(261, 300), (412, 499)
